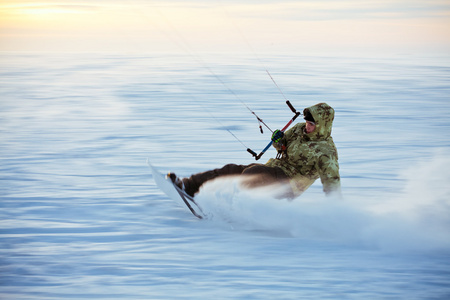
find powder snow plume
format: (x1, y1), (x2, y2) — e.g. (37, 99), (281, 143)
(195, 152), (450, 252)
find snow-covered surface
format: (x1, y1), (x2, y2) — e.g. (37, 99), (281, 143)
(1, 52), (450, 299)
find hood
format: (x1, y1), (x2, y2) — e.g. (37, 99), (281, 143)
(303, 103), (335, 140)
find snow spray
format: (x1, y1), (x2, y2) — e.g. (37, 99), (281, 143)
(195, 152), (450, 253)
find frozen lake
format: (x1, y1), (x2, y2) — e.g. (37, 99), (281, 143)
(1, 52), (450, 299)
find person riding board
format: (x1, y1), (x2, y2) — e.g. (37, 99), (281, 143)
(168, 102), (341, 198)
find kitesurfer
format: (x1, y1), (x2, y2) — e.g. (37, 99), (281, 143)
(168, 103), (341, 198)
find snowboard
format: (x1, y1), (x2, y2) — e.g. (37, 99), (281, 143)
(148, 162), (205, 219)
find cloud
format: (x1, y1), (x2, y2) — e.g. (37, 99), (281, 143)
(1, 0), (449, 54)
(0, 3), (102, 16)
(3, 1), (449, 20)
(227, 1), (450, 21)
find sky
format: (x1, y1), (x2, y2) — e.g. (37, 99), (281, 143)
(1, 0), (450, 55)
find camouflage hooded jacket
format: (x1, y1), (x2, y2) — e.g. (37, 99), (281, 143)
(265, 103), (340, 196)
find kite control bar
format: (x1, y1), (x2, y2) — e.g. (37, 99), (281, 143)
(247, 100), (301, 160)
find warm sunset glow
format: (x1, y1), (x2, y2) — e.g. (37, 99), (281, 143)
(13, 6), (85, 15)
(1, 1), (449, 54)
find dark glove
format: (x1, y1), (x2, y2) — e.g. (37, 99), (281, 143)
(271, 129), (284, 143)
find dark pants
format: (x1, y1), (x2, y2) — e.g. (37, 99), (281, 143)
(183, 163), (289, 197)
